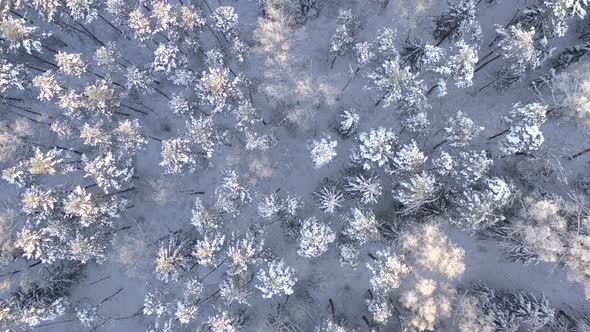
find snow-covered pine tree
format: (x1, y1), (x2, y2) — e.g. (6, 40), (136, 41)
(452, 177), (512, 230)
(0, 16), (44, 54)
(155, 236), (192, 284)
(496, 24), (542, 87)
(297, 217), (335, 258)
(367, 248), (411, 294)
(330, 9), (362, 65)
(345, 174), (382, 205)
(342, 207), (381, 245)
(256, 259), (298, 299)
(433, 0), (481, 44)
(212, 6), (240, 39)
(351, 127), (397, 170)
(499, 102), (547, 155)
(314, 186), (344, 214)
(394, 171), (438, 214)
(444, 110), (484, 148)
(309, 134), (338, 168)
(192, 232), (225, 266)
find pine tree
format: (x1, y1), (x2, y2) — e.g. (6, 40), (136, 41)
(256, 259), (298, 299)
(345, 174), (382, 205)
(309, 135), (338, 168)
(394, 171), (438, 214)
(0, 59), (26, 92)
(499, 102), (547, 155)
(391, 140), (428, 173)
(330, 9), (362, 57)
(155, 236), (192, 283)
(444, 110), (484, 148)
(314, 186), (345, 214)
(352, 127), (397, 171)
(343, 207), (381, 245)
(337, 109), (360, 137)
(212, 6), (240, 38)
(367, 57), (427, 110)
(433, 0), (481, 44)
(192, 232), (225, 266)
(496, 24), (542, 86)
(297, 217), (336, 258)
(452, 177), (512, 230)
(82, 152), (133, 193)
(367, 248), (410, 294)
(0, 16), (44, 54)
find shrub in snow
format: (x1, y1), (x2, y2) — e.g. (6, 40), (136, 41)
(309, 135), (338, 168)
(499, 102), (547, 155)
(297, 217), (335, 258)
(256, 259), (298, 299)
